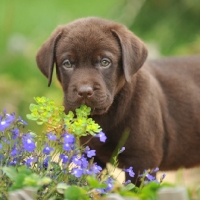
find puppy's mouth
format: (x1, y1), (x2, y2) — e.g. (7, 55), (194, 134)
(64, 102), (110, 116)
(77, 97), (111, 115)
(64, 96), (112, 116)
(91, 107), (109, 115)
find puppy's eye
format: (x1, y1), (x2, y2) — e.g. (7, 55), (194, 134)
(63, 59), (72, 68)
(100, 58), (111, 67)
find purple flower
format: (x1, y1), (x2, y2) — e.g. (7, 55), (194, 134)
(17, 116), (28, 126)
(96, 189), (105, 194)
(95, 131), (107, 142)
(43, 156), (50, 168)
(85, 169), (92, 175)
(63, 133), (75, 144)
(160, 173), (166, 182)
(3, 137), (10, 144)
(123, 180), (131, 186)
(87, 150), (96, 158)
(124, 167), (135, 178)
(5, 113), (15, 123)
(80, 156), (88, 169)
(11, 128), (19, 140)
(0, 143), (2, 150)
(0, 120), (8, 131)
(11, 143), (17, 156)
(25, 157), (36, 167)
(152, 167), (159, 173)
(9, 158), (18, 166)
(85, 146), (96, 158)
(72, 156), (82, 166)
(22, 134), (36, 152)
(119, 147), (125, 154)
(63, 143), (73, 152)
(60, 154), (68, 164)
(90, 163), (102, 174)
(71, 168), (83, 178)
(146, 173), (155, 181)
(43, 144), (54, 155)
(47, 132), (57, 141)
(96, 178), (114, 194)
(105, 177), (114, 192)
(0, 113), (15, 131)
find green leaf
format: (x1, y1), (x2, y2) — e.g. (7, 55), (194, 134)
(36, 121), (44, 125)
(75, 105), (91, 118)
(64, 186), (89, 200)
(87, 176), (107, 189)
(57, 183), (68, 194)
(38, 177), (51, 186)
(6, 167), (38, 191)
(3, 167), (17, 181)
(121, 183), (135, 192)
(26, 114), (38, 120)
(11, 174), (27, 190)
(23, 174), (38, 187)
(65, 111), (74, 119)
(139, 181), (160, 199)
(29, 103), (37, 112)
(17, 165), (32, 175)
(119, 190), (138, 197)
(29, 131), (37, 137)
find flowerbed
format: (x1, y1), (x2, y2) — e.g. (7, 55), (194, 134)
(0, 96), (168, 200)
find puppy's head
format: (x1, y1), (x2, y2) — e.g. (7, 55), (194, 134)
(36, 17), (148, 115)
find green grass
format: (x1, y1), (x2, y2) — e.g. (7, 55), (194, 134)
(0, 0), (200, 130)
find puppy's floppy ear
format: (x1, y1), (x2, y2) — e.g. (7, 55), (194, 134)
(111, 27), (148, 82)
(36, 26), (63, 86)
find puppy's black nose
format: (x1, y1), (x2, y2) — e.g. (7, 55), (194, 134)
(77, 85), (94, 98)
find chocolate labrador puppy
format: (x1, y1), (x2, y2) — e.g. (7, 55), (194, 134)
(36, 17), (200, 184)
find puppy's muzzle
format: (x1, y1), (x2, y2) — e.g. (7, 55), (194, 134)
(77, 85), (94, 99)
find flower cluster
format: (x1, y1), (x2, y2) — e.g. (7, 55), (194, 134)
(0, 110), (31, 167)
(0, 97), (166, 199)
(0, 98), (114, 199)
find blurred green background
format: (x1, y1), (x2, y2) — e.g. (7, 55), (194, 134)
(0, 0), (200, 130)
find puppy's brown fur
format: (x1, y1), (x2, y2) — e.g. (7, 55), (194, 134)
(36, 17), (200, 184)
